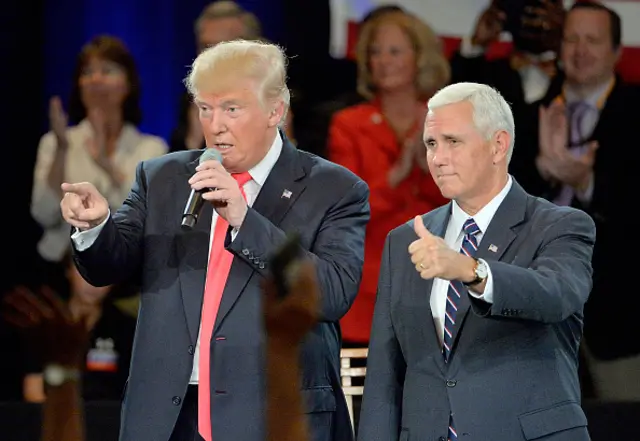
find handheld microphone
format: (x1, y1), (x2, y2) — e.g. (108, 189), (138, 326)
(181, 149), (222, 230)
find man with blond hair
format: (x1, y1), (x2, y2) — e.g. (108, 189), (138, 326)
(60, 40), (367, 441)
(171, 1), (263, 153)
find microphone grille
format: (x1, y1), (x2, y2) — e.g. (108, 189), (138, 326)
(199, 148), (222, 164)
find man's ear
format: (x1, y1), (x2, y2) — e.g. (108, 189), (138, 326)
(268, 100), (285, 128)
(491, 129), (510, 164)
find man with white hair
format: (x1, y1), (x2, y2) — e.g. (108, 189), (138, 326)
(359, 82), (595, 441)
(60, 40), (367, 441)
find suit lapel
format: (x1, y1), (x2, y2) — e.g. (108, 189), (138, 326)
(213, 137), (307, 333)
(474, 181), (527, 263)
(176, 153), (213, 344)
(449, 180), (528, 355)
(246, 138), (306, 229)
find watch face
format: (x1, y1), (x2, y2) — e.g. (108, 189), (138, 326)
(476, 260), (489, 279)
(45, 366), (65, 386)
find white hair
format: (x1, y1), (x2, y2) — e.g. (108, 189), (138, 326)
(428, 82), (515, 162)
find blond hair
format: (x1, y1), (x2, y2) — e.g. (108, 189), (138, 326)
(356, 11), (450, 101)
(185, 39), (290, 123)
(194, 1), (262, 40)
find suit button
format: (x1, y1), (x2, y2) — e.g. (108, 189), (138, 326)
(172, 396), (182, 405)
(446, 380), (457, 387)
(242, 248), (250, 256)
(188, 345), (194, 355)
(259, 262), (265, 269)
(439, 437), (446, 441)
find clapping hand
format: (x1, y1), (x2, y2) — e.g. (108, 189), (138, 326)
(538, 102), (597, 190)
(49, 96), (69, 148)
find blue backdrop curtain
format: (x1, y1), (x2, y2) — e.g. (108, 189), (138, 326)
(0, 0), (329, 401)
(42, 0), (283, 140)
(0, 0), (329, 295)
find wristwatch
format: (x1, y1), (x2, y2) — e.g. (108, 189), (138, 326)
(43, 364), (81, 387)
(464, 258), (488, 287)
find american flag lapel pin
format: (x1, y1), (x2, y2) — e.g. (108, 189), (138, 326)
(281, 189), (292, 199)
(488, 244), (498, 253)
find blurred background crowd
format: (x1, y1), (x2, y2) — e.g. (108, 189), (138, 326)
(1, 0), (639, 438)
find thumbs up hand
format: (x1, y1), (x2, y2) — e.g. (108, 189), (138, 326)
(408, 216), (476, 282)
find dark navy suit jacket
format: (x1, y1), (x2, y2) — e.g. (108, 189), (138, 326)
(359, 181), (595, 441)
(73, 137), (369, 441)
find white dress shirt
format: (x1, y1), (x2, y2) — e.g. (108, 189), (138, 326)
(72, 131), (283, 384)
(429, 176), (513, 343)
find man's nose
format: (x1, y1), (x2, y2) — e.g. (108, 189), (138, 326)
(430, 146), (449, 166)
(208, 112), (226, 135)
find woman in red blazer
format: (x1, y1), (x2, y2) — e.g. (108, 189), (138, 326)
(328, 11), (450, 345)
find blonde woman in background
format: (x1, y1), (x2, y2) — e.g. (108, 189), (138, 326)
(328, 10), (450, 346)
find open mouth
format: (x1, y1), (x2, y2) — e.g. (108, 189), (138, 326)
(214, 143), (233, 151)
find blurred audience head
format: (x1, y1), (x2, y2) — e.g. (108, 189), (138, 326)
(356, 11), (450, 101)
(195, 1), (262, 52)
(561, 1), (621, 88)
(68, 35), (142, 126)
(184, 40), (289, 173)
(498, 0), (565, 54)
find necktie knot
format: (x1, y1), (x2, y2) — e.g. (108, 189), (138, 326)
(567, 100), (592, 116)
(232, 171), (252, 187)
(463, 218), (480, 237)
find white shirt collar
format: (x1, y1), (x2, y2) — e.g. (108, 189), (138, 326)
(449, 176), (513, 237)
(564, 77), (613, 108)
(247, 131), (283, 187)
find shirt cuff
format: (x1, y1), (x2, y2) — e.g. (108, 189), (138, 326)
(71, 211), (110, 251)
(468, 263), (494, 303)
(459, 36), (486, 57)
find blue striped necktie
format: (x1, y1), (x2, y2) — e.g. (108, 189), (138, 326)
(444, 217), (480, 441)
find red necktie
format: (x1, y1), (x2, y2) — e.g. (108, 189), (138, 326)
(198, 171), (252, 441)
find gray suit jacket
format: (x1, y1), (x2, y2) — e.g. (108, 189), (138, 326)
(358, 181), (595, 441)
(73, 139), (369, 441)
